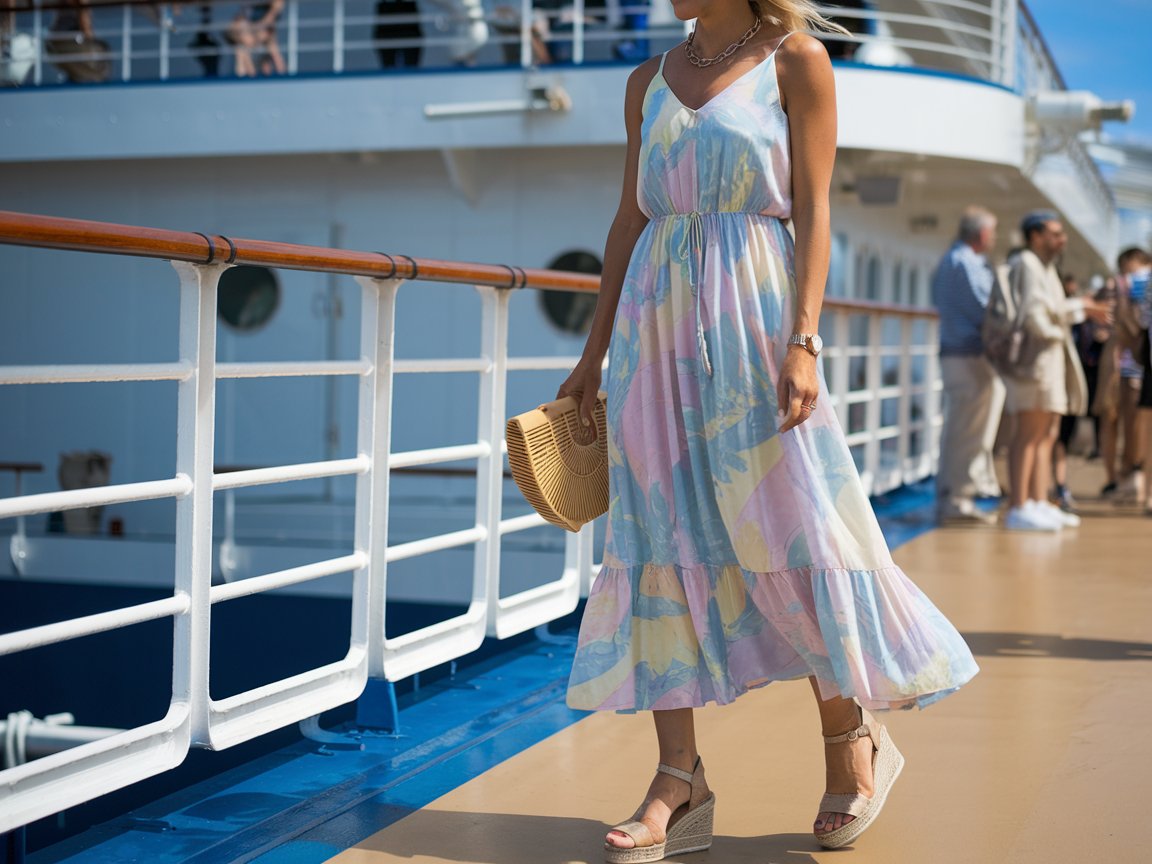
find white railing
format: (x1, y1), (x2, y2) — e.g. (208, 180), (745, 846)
(0, 212), (599, 831)
(822, 301), (940, 495)
(0, 0), (1039, 90)
(0, 210), (939, 832)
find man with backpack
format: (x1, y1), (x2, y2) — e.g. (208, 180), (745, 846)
(932, 206), (1004, 525)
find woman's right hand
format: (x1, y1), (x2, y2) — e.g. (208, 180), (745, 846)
(556, 360), (603, 431)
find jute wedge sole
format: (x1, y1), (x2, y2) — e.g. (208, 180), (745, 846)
(604, 758), (715, 863)
(814, 709), (905, 850)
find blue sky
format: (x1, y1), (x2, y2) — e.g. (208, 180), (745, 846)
(1027, 0), (1152, 144)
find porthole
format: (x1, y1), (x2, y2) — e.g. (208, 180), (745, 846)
(218, 266), (280, 332)
(540, 251), (601, 335)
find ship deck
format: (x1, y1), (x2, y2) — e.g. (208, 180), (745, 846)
(34, 457), (1152, 864)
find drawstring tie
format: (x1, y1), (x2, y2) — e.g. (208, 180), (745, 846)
(676, 210), (713, 377)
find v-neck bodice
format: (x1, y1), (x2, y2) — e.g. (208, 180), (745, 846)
(638, 41), (793, 219)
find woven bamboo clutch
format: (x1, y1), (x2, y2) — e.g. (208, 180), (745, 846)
(506, 393), (608, 532)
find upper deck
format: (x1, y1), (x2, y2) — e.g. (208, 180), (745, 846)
(0, 1), (1127, 265)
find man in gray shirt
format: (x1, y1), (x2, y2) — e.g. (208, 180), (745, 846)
(932, 206), (1004, 523)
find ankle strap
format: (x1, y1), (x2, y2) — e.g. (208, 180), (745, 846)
(823, 723), (871, 745)
(656, 756), (699, 784)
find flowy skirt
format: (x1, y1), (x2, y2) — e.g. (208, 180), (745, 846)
(566, 213), (978, 712)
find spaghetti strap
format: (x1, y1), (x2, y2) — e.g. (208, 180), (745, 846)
(657, 51), (668, 75)
(765, 30), (796, 63)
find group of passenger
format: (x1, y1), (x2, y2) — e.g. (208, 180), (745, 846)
(1, 0), (663, 84)
(934, 205), (1152, 531)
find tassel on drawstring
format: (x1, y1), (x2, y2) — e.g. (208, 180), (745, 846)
(683, 210), (713, 378)
(697, 324), (713, 377)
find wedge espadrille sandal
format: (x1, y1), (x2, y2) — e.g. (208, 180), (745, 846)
(814, 706), (904, 849)
(604, 757), (716, 863)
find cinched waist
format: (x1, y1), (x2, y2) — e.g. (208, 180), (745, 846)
(649, 210), (787, 221)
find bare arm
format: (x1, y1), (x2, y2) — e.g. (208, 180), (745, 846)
(557, 58), (656, 424)
(260, 0), (285, 27)
(775, 34), (837, 432)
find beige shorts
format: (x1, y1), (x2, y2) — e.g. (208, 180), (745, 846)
(1004, 375), (1067, 415)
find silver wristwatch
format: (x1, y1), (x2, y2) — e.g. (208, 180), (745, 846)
(788, 333), (823, 357)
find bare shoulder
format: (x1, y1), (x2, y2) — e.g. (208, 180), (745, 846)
(775, 32), (833, 81)
(626, 55), (663, 97)
(775, 33), (834, 112)
(622, 54), (662, 121)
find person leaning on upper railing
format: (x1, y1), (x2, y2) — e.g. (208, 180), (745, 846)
(375, 0), (425, 69)
(227, 1), (286, 78)
(140, 2), (183, 31)
(931, 205), (1004, 525)
(46, 0), (112, 84)
(1000, 211), (1112, 532)
(0, 0), (37, 87)
(425, 0), (489, 66)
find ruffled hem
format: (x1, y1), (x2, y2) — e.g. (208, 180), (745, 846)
(566, 562), (978, 713)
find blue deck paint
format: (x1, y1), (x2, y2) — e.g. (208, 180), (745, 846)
(32, 482), (944, 864)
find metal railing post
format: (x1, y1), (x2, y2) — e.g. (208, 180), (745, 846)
(120, 2), (132, 81)
(573, 0), (585, 65)
(926, 317), (942, 474)
(355, 277), (401, 680)
(159, 3), (170, 80)
(863, 314), (883, 494)
(287, 0), (299, 75)
(32, 1), (42, 85)
(170, 261), (223, 747)
(333, 0), (345, 73)
(1002, 0), (1019, 90)
(10, 471), (28, 577)
(831, 312), (850, 431)
(520, 0), (532, 68)
(898, 317), (913, 482)
(475, 285), (510, 636)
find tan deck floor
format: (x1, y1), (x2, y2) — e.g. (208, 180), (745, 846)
(330, 460), (1152, 864)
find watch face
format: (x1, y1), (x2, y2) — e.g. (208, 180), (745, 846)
(809, 334), (824, 354)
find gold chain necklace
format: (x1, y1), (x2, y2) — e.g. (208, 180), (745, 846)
(684, 17), (762, 68)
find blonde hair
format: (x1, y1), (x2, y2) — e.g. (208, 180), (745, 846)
(750, 0), (851, 35)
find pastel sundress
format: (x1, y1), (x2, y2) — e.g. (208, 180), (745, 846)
(566, 40), (979, 713)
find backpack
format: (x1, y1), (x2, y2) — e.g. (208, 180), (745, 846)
(982, 259), (1044, 379)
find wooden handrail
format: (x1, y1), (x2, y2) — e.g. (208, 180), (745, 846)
(0, 209), (939, 318)
(0, 210), (600, 293)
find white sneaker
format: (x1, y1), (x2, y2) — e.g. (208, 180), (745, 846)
(1025, 500), (1067, 530)
(1004, 503), (1061, 532)
(1037, 500), (1080, 528)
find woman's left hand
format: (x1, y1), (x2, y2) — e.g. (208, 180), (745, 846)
(776, 347), (820, 433)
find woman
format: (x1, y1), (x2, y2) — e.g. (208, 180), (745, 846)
(227, 1), (285, 77)
(556, 0), (980, 858)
